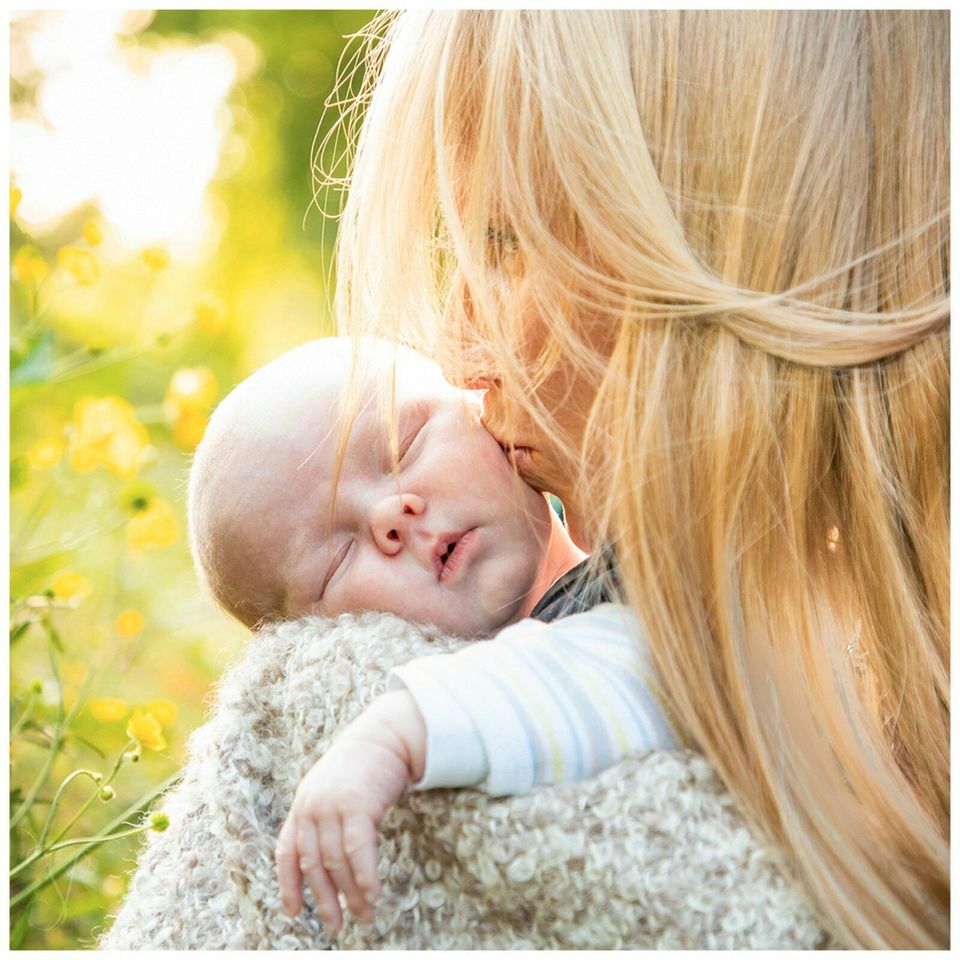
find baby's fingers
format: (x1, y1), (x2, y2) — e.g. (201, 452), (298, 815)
(297, 819), (343, 933)
(342, 813), (381, 905)
(275, 815), (304, 917)
(319, 814), (373, 926)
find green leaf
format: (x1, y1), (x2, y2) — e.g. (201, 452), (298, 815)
(10, 899), (33, 947)
(11, 329), (55, 386)
(10, 455), (30, 490)
(11, 552), (74, 596)
(64, 732), (107, 760)
(10, 620), (32, 644)
(21, 731), (55, 748)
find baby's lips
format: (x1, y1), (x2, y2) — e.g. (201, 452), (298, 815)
(432, 530), (464, 579)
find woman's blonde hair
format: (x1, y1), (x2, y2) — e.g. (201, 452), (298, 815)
(320, 11), (949, 947)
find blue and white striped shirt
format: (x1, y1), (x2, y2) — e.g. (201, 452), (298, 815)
(390, 604), (678, 796)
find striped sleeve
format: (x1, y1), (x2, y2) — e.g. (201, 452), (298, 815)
(388, 604), (677, 797)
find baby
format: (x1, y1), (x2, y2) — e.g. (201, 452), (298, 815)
(189, 337), (676, 932)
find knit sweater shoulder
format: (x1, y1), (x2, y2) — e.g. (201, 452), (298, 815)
(99, 612), (834, 949)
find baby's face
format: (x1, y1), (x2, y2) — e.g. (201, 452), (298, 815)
(212, 339), (553, 636)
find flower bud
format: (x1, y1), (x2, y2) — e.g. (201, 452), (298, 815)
(149, 812), (169, 832)
(99, 785), (115, 801)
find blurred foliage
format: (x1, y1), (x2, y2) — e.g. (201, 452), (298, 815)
(10, 10), (375, 949)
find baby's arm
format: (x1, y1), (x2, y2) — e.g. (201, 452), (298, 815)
(275, 605), (676, 928)
(397, 603), (677, 795)
(274, 690), (425, 929)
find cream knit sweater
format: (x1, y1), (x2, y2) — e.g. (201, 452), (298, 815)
(100, 612), (833, 949)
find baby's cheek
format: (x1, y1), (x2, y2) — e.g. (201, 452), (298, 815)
(349, 555), (410, 616)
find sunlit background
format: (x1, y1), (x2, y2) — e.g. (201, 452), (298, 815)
(9, 10), (376, 948)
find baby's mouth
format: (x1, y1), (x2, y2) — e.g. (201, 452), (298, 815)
(434, 529), (476, 581)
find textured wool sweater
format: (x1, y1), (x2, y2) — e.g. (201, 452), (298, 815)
(100, 611), (833, 949)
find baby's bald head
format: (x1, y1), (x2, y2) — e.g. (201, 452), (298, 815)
(188, 339), (357, 626)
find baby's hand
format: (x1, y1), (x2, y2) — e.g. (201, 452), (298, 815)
(275, 690), (426, 932)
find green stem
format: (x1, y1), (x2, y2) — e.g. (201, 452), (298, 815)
(45, 618), (65, 720)
(9, 732), (63, 831)
(9, 769), (181, 912)
(9, 620), (68, 831)
(48, 343), (152, 385)
(36, 769), (103, 852)
(48, 741), (134, 849)
(16, 515), (128, 566)
(9, 848), (43, 881)
(44, 824), (149, 854)
(10, 692), (37, 740)
(9, 824), (150, 886)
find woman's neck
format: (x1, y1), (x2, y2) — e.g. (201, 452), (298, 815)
(518, 505), (589, 619)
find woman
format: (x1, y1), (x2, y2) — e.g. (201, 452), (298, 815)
(322, 10), (949, 949)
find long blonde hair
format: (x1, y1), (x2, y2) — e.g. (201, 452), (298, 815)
(320, 11), (949, 947)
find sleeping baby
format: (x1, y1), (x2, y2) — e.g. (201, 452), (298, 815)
(188, 336), (676, 931)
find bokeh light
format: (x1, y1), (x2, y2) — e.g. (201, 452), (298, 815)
(11, 11), (237, 250)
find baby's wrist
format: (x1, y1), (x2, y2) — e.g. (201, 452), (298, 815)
(353, 690), (426, 783)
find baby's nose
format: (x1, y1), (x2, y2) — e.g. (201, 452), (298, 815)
(369, 493), (426, 555)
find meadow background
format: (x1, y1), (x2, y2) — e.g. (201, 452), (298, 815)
(9, 10), (376, 948)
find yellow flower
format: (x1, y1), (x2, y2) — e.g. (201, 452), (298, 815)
(126, 497), (178, 551)
(115, 609), (145, 638)
(118, 479), (156, 514)
(51, 570), (92, 603)
(90, 697), (129, 723)
(126, 709), (167, 751)
(57, 245), (99, 285)
(11, 185), (22, 218)
(145, 699), (178, 726)
(27, 436), (64, 470)
(170, 409), (208, 450)
(142, 247), (169, 270)
(83, 219), (103, 246)
(195, 292), (227, 333)
(67, 396), (150, 479)
(164, 367), (217, 451)
(12, 246), (49, 284)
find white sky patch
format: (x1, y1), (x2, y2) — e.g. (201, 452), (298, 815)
(11, 12), (238, 250)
